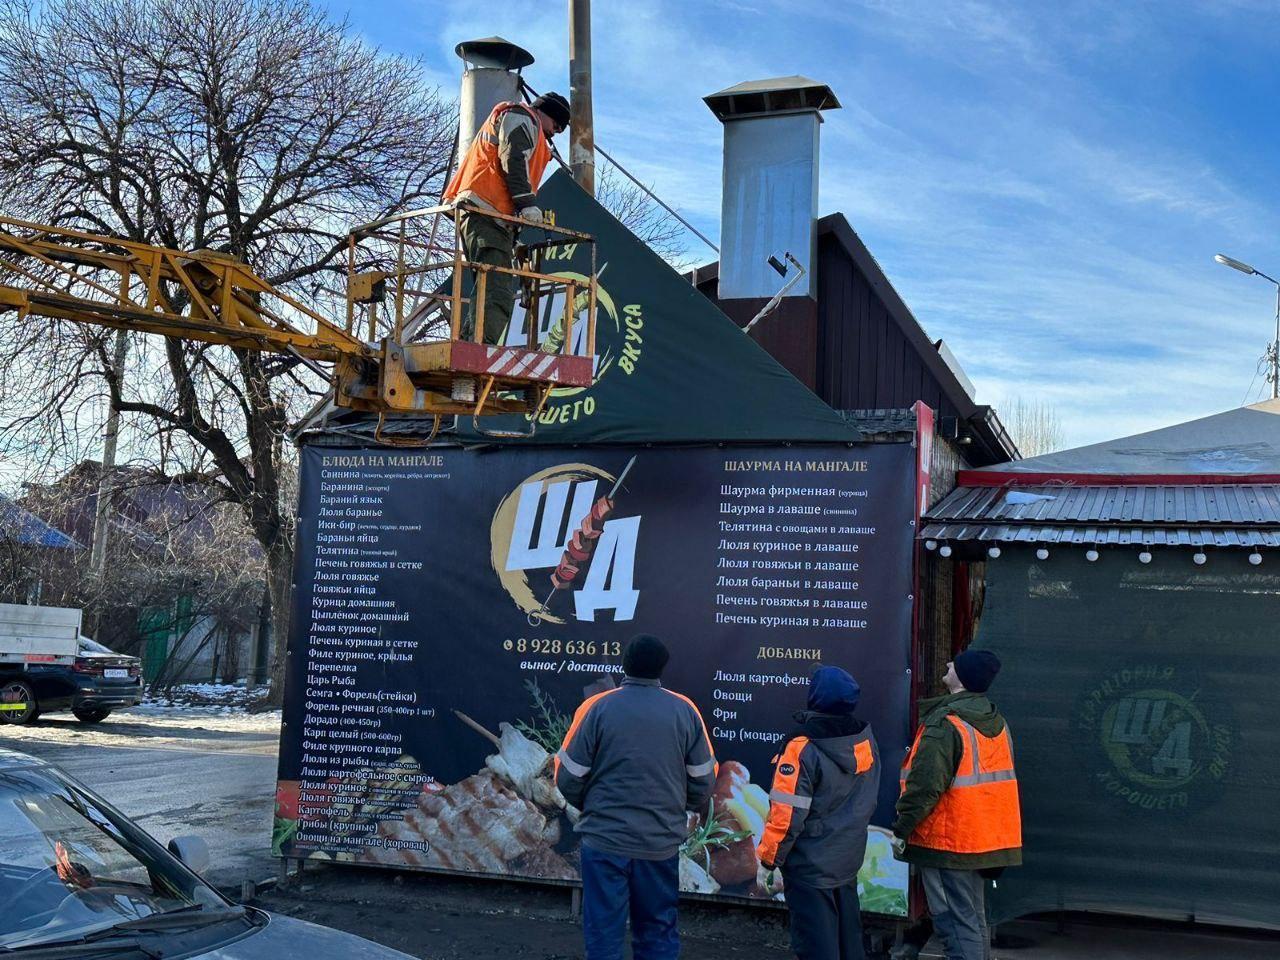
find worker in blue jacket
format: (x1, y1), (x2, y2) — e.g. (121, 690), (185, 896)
(758, 666), (881, 960)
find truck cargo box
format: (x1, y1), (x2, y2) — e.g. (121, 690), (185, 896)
(0, 604), (82, 664)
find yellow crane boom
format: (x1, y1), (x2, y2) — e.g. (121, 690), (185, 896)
(0, 215), (361, 359)
(0, 208), (597, 432)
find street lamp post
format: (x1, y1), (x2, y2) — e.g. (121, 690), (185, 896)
(1216, 253), (1280, 400)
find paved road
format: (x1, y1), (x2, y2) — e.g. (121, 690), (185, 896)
(0, 707), (281, 890)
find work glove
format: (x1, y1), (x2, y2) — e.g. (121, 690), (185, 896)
(891, 835), (907, 860)
(756, 863), (784, 896)
(518, 205), (544, 224)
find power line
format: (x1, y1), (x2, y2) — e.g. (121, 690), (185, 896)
(519, 79), (719, 255)
(1243, 353), (1265, 407)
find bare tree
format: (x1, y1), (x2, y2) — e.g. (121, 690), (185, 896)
(1002, 395), (1066, 458)
(595, 163), (693, 269)
(0, 500), (78, 605)
(21, 466), (265, 687)
(0, 0), (454, 702)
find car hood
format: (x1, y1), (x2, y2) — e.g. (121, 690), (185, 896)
(199, 912), (415, 959)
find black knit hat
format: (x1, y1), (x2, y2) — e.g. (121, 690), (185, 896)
(954, 650), (1001, 693)
(622, 634), (669, 680)
(532, 92), (571, 128)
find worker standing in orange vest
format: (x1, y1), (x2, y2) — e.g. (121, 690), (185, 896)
(443, 92), (571, 344)
(893, 650), (1021, 960)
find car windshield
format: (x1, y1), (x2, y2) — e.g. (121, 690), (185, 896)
(0, 766), (225, 949)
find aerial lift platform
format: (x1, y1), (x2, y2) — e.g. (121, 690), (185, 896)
(0, 205), (597, 438)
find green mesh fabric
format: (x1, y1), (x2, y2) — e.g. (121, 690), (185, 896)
(979, 547), (1279, 927)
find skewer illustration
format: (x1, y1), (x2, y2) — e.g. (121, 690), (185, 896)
(527, 455), (637, 626)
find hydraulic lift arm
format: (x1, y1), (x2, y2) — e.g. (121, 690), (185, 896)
(0, 208), (597, 426)
(0, 215), (361, 359)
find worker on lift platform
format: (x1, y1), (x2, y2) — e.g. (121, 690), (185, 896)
(443, 92), (572, 345)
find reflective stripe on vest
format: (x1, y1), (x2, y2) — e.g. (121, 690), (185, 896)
(757, 736), (809, 866)
(899, 714), (1021, 855)
(950, 720), (1017, 786)
(443, 102), (551, 216)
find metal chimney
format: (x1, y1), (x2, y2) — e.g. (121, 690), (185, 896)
(704, 77), (840, 302)
(455, 37), (535, 161)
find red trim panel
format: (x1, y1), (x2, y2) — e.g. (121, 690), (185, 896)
(449, 341), (594, 388)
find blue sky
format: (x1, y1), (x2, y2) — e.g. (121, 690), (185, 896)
(323, 0), (1280, 448)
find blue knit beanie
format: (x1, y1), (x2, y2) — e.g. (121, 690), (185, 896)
(807, 666), (861, 714)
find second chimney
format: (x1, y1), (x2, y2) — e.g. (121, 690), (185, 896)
(704, 77), (840, 387)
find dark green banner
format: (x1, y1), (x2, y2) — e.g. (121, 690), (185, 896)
(977, 549), (1278, 927)
(458, 170), (860, 444)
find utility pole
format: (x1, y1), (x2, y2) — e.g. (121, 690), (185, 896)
(569, 0), (595, 195)
(1215, 253), (1280, 400)
(88, 330), (128, 581)
(1272, 283), (1279, 399)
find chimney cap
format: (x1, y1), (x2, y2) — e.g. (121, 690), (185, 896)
(704, 76), (840, 122)
(455, 36), (536, 71)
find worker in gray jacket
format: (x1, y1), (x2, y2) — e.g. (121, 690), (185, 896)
(554, 634), (717, 960)
(758, 665), (880, 960)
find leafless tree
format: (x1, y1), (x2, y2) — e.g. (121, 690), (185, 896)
(20, 466), (265, 688)
(0, 504), (74, 605)
(0, 0), (454, 702)
(596, 163), (694, 269)
(1002, 395), (1066, 458)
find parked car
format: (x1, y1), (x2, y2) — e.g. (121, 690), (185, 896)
(0, 636), (143, 726)
(0, 747), (414, 958)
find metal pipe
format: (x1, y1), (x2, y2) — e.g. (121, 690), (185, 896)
(745, 253), (806, 333)
(569, 0), (595, 195)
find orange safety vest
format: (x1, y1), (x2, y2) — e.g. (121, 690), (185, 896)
(899, 714), (1021, 854)
(444, 102), (552, 216)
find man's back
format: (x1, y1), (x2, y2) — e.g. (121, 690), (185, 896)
(555, 677), (716, 860)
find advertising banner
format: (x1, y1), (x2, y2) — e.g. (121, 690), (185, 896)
(455, 170), (863, 445)
(275, 443), (914, 914)
(981, 550), (1280, 927)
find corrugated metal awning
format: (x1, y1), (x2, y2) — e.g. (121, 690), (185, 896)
(920, 484), (1280, 547)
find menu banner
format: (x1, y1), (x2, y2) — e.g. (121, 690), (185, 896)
(275, 444), (915, 914)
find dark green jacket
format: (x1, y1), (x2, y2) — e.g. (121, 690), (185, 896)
(892, 691), (1022, 870)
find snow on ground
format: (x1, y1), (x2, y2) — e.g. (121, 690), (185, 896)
(137, 680), (281, 720)
(4, 700), (281, 751)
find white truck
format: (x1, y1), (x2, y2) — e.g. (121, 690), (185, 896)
(0, 603), (81, 666)
(0, 604), (142, 724)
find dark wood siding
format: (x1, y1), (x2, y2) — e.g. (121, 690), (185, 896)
(815, 230), (965, 424)
(690, 215), (1016, 466)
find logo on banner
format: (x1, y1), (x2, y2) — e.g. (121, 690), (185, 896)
(489, 461), (641, 625)
(505, 253), (644, 427)
(1076, 664), (1233, 814)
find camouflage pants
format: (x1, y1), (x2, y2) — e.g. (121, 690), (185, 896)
(458, 211), (514, 346)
